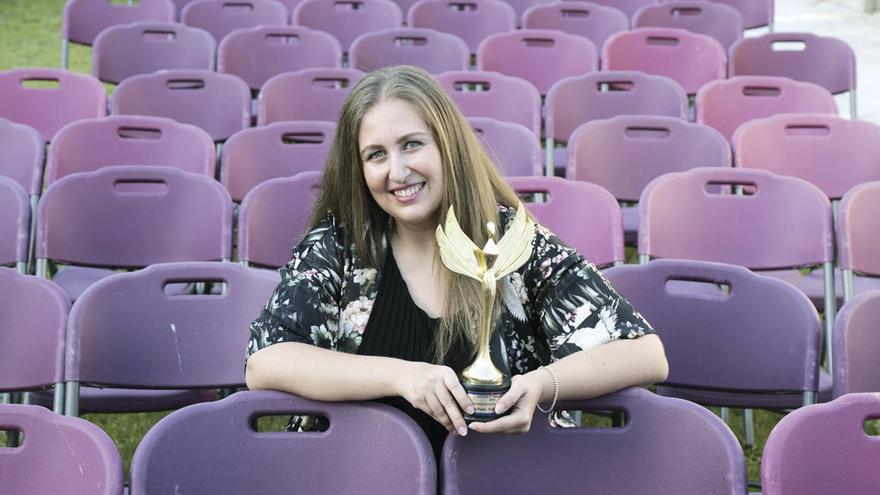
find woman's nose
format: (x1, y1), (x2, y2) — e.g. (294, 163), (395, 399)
(388, 152), (411, 182)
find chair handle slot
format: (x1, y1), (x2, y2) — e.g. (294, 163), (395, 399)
(561, 8), (590, 17)
(771, 40), (807, 51)
(142, 30), (176, 41)
(222, 2), (255, 12)
(166, 79), (206, 90)
(117, 127), (163, 140)
(624, 127), (671, 139)
(394, 36), (428, 47)
(522, 37), (555, 48)
(671, 7), (702, 16)
(646, 36), (680, 46)
(741, 86), (781, 97)
(281, 132), (326, 144)
(783, 124), (831, 137)
(266, 34), (300, 44)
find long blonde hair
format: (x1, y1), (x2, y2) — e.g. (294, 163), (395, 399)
(311, 65), (522, 363)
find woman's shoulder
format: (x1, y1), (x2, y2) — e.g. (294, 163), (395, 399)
(288, 213), (349, 269)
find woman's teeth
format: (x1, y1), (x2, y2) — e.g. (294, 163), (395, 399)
(393, 183), (423, 198)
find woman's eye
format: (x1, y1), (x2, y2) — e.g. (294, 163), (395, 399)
(366, 150), (385, 161)
(403, 140), (422, 151)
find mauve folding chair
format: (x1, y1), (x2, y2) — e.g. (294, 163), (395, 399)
(0, 179), (30, 273)
(218, 25), (342, 91)
(238, 172), (323, 268)
(258, 68), (365, 125)
(467, 117), (542, 177)
(443, 387), (746, 494)
(0, 68), (106, 142)
(0, 269), (68, 412)
(277, 0), (305, 17)
(507, 176), (624, 266)
(112, 69), (251, 142)
(436, 70), (542, 137)
(131, 390), (435, 494)
(522, 1), (628, 51)
(0, 404), (123, 495)
(587, 0), (655, 19)
(181, 0), (287, 44)
(633, 1), (744, 51)
(838, 181), (880, 304)
(730, 32), (858, 118)
(568, 115), (730, 242)
(696, 75), (838, 143)
(544, 71), (688, 176)
(0, 119), (43, 270)
(407, 0), (516, 54)
(293, 0), (403, 51)
(61, 0), (175, 68)
(47, 115), (216, 187)
(698, 0), (773, 29)
(349, 28), (470, 74)
(762, 393), (880, 495)
(832, 291), (880, 398)
(603, 27), (726, 95)
(172, 0), (198, 18)
(477, 29), (598, 96)
(221, 122), (333, 202)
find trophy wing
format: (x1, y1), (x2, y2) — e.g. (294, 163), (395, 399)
(435, 207), (482, 281)
(493, 203), (536, 279)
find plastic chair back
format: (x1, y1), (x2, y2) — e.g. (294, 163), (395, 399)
(350, 28), (469, 74)
(523, 1), (628, 50)
(633, 1), (743, 51)
(258, 68), (365, 125)
(181, 0), (287, 43)
(692, 0), (773, 29)
(408, 0), (516, 53)
(587, 0), (656, 18)
(437, 70), (541, 136)
(0, 179), (30, 271)
(0, 118), (44, 196)
(293, 0), (403, 50)
(839, 181), (880, 279)
(468, 117), (541, 177)
(832, 291), (880, 398)
(63, 0), (175, 45)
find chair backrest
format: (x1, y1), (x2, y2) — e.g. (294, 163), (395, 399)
(47, 115), (216, 187)
(112, 69), (251, 141)
(218, 25), (341, 90)
(436, 70), (541, 137)
(604, 260), (821, 394)
(258, 68), (365, 125)
(0, 268), (68, 392)
(568, 115), (730, 201)
(477, 29), (597, 95)
(349, 28), (470, 74)
(293, 0), (403, 50)
(587, 0), (655, 18)
(0, 68), (106, 142)
(0, 118), (44, 196)
(442, 387), (746, 494)
(762, 393), (880, 494)
(467, 117), (541, 177)
(507, 176), (623, 266)
(407, 0), (516, 53)
(522, 1), (628, 51)
(832, 291), (880, 398)
(36, 166), (233, 268)
(730, 32), (857, 95)
(695, 0), (772, 29)
(63, 0), (175, 45)
(221, 122), (333, 202)
(0, 178), (30, 270)
(638, 167), (833, 269)
(735, 114), (880, 200)
(633, 1), (743, 51)
(92, 21), (216, 84)
(838, 181), (880, 277)
(0, 404), (123, 495)
(65, 262), (279, 388)
(238, 172), (323, 267)
(603, 27), (726, 95)
(696, 75), (838, 143)
(181, 0), (287, 43)
(131, 390), (435, 494)
(545, 70), (688, 144)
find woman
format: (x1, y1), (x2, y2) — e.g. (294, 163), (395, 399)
(245, 66), (668, 457)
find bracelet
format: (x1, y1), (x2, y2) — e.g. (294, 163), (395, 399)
(535, 365), (559, 414)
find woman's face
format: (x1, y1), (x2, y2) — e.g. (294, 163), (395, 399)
(359, 98), (444, 234)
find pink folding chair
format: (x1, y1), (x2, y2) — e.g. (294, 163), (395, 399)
(467, 117), (542, 177)
(700, 0), (773, 29)
(603, 27), (726, 95)
(258, 68), (365, 125)
(407, 0), (516, 54)
(838, 182), (880, 304)
(436, 70), (542, 137)
(522, 1), (628, 51)
(293, 0), (403, 50)
(633, 1), (743, 51)
(181, 0), (288, 44)
(0, 118), (44, 201)
(0, 179), (30, 273)
(832, 292), (880, 398)
(349, 28), (470, 74)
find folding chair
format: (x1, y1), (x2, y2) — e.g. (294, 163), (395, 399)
(350, 28), (470, 74)
(436, 70), (542, 137)
(407, 0), (516, 54)
(633, 1), (744, 51)
(467, 117), (542, 177)
(258, 68), (365, 125)
(293, 0), (403, 51)
(832, 291), (880, 398)
(130, 390), (435, 494)
(522, 1), (628, 51)
(0, 179), (30, 273)
(0, 118), (44, 269)
(587, 0), (656, 19)
(699, 0), (773, 30)
(180, 0), (287, 44)
(838, 181), (880, 303)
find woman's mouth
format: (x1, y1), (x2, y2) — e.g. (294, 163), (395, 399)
(391, 182), (425, 199)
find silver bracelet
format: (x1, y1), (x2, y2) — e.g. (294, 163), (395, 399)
(536, 365), (559, 413)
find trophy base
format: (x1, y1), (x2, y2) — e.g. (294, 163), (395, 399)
(463, 380), (511, 422)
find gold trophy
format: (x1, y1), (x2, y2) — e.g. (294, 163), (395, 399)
(435, 203), (535, 421)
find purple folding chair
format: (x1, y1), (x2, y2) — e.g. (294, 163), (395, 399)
(172, 0), (199, 18)
(349, 28), (470, 74)
(730, 32), (858, 118)
(0, 179), (30, 273)
(569, 115), (730, 242)
(112, 69), (251, 141)
(603, 27), (726, 95)
(545, 71), (688, 175)
(838, 181), (880, 304)
(696, 76), (838, 143)
(277, 0), (305, 16)
(62, 0), (175, 68)
(293, 0), (403, 51)
(507, 176), (624, 266)
(258, 68), (365, 125)
(407, 0), (516, 54)
(701, 0), (773, 29)
(0, 404), (123, 495)
(832, 292), (880, 398)
(477, 29), (597, 96)
(0, 118), (44, 198)
(443, 387), (746, 494)
(522, 1), (628, 50)
(633, 1), (743, 51)
(238, 172), (323, 268)
(0, 68), (106, 142)
(131, 390), (435, 494)
(47, 115), (216, 187)
(218, 25), (341, 91)
(436, 70), (541, 137)
(586, 0), (656, 19)
(762, 393), (880, 494)
(181, 0), (288, 44)
(221, 122), (333, 202)
(467, 117), (542, 177)
(0, 269), (68, 412)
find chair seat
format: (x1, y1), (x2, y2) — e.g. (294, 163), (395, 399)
(657, 369), (832, 408)
(28, 387), (216, 413)
(762, 269), (880, 310)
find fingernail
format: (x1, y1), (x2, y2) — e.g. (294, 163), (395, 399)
(457, 426), (467, 436)
(494, 404), (505, 414)
(466, 406), (475, 415)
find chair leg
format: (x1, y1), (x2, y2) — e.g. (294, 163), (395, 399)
(720, 407), (730, 423)
(744, 409), (755, 448)
(544, 137), (554, 177)
(823, 262), (836, 373)
(61, 39), (69, 69)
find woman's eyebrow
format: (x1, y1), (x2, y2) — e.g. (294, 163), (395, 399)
(396, 131), (429, 144)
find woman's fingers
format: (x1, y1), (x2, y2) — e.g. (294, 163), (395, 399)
(442, 370), (475, 415)
(423, 392), (454, 431)
(468, 408), (530, 435)
(434, 382), (469, 436)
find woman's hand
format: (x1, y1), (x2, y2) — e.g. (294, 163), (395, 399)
(397, 362), (475, 436)
(467, 372), (545, 435)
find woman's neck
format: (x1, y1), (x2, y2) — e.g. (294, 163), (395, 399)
(391, 222), (438, 254)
